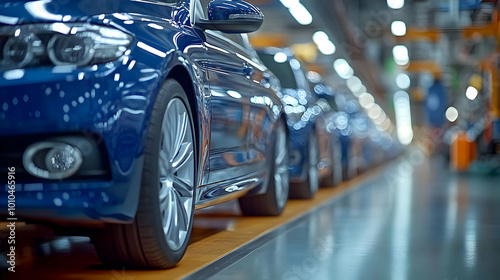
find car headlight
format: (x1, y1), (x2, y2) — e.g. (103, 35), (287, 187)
(0, 23), (133, 71)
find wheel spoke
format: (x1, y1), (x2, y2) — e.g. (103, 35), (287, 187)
(159, 150), (169, 179)
(173, 176), (193, 198)
(172, 142), (193, 170)
(168, 192), (180, 246)
(172, 111), (188, 160)
(174, 190), (189, 231)
(159, 184), (170, 212)
(162, 189), (174, 230)
(276, 148), (286, 166)
(277, 165), (288, 174)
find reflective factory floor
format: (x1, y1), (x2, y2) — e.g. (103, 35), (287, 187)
(1, 151), (500, 279)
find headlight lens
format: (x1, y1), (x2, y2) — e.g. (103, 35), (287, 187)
(48, 33), (95, 66)
(0, 23), (133, 71)
(3, 36), (32, 67)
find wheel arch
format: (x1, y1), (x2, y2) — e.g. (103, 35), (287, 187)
(164, 65), (206, 191)
(166, 65), (200, 144)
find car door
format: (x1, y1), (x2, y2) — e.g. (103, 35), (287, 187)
(203, 30), (255, 185)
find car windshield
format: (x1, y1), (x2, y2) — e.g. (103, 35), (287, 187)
(258, 53), (298, 89)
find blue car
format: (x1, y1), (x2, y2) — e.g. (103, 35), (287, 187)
(307, 77), (344, 186)
(0, 0), (290, 268)
(257, 48), (329, 198)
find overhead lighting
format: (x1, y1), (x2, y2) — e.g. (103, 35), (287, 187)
(346, 76), (363, 93)
(280, 0), (300, 8)
(333, 59), (354, 79)
(466, 86), (478, 101)
(374, 112), (387, 125)
(280, 0), (312, 25)
(352, 85), (366, 97)
(396, 73), (410, 89)
(359, 92), (375, 108)
(274, 52), (288, 63)
(394, 91), (413, 145)
(387, 0), (404, 9)
(446, 106), (459, 122)
(312, 31), (336, 55)
(381, 117), (392, 131)
(391, 21), (406, 36)
(368, 104), (383, 119)
(393, 45), (409, 66)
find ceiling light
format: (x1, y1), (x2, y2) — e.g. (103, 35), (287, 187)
(387, 0), (404, 9)
(359, 92), (375, 108)
(312, 31), (336, 55)
(281, 0), (313, 25)
(391, 21), (406, 36)
(466, 86), (478, 101)
(368, 104), (383, 119)
(346, 76), (363, 93)
(274, 52), (288, 63)
(394, 91), (413, 145)
(333, 59), (354, 79)
(352, 85), (367, 97)
(396, 73), (410, 89)
(393, 45), (409, 66)
(446, 106), (459, 122)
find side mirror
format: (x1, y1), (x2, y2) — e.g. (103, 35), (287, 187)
(197, 0), (264, 33)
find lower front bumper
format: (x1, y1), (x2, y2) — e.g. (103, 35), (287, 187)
(1, 156), (144, 224)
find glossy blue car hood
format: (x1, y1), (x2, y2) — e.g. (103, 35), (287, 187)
(0, 0), (183, 24)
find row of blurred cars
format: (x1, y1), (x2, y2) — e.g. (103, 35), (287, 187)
(0, 0), (402, 269)
(258, 47), (402, 199)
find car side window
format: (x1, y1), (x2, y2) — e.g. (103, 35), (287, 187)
(191, 0), (261, 62)
(192, 0), (210, 23)
(207, 31), (253, 56)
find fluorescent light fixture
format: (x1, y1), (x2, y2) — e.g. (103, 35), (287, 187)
(394, 91), (413, 145)
(396, 73), (410, 89)
(352, 85), (367, 97)
(333, 59), (354, 79)
(374, 112), (387, 125)
(466, 86), (478, 101)
(381, 117), (392, 131)
(391, 21), (406, 36)
(393, 45), (409, 66)
(446, 106), (459, 122)
(280, 0), (300, 8)
(280, 0), (312, 25)
(346, 76), (363, 93)
(312, 31), (336, 55)
(368, 104), (383, 119)
(387, 0), (404, 9)
(359, 92), (375, 108)
(274, 52), (288, 63)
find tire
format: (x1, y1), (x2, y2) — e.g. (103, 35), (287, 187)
(93, 79), (197, 268)
(321, 139), (343, 188)
(239, 119), (289, 216)
(289, 131), (320, 199)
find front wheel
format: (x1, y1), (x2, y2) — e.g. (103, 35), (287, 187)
(239, 119), (289, 216)
(93, 79), (196, 268)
